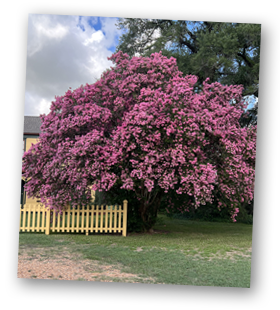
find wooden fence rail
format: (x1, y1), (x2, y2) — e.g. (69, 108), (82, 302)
(19, 200), (128, 236)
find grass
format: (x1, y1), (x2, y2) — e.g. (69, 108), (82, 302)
(18, 214), (253, 287)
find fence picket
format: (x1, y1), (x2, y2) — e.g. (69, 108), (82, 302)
(27, 205), (30, 231)
(22, 206), (26, 231)
(114, 205), (117, 233)
(54, 211), (57, 232)
(98, 205), (103, 232)
(79, 206), (85, 232)
(118, 205), (122, 233)
(109, 206), (113, 233)
(95, 205), (99, 231)
(85, 206), (89, 235)
(66, 209), (70, 232)
(46, 208), (50, 235)
(62, 211), (66, 231)
(71, 208), (75, 232)
(57, 212), (61, 232)
(90, 205), (94, 233)
(31, 207), (35, 232)
(105, 206), (108, 233)
(123, 200), (128, 237)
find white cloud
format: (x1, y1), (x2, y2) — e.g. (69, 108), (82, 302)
(84, 30), (104, 45)
(25, 14), (122, 116)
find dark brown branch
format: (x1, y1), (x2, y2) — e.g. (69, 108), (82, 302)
(237, 48), (253, 68)
(178, 37), (197, 53)
(204, 22), (214, 33)
(186, 28), (197, 43)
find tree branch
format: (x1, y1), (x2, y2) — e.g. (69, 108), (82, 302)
(178, 37), (197, 53)
(204, 22), (214, 33)
(185, 28), (197, 43)
(147, 190), (159, 207)
(237, 48), (253, 68)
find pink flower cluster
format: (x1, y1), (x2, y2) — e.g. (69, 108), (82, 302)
(231, 208), (240, 222)
(22, 51), (256, 219)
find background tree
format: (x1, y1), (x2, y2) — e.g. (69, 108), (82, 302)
(116, 19), (261, 127)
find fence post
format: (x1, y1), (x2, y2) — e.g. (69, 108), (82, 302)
(122, 200), (128, 237)
(45, 208), (51, 235)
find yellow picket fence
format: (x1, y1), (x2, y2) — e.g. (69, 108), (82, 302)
(19, 200), (128, 236)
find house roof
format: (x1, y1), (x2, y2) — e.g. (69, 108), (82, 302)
(24, 116), (42, 135)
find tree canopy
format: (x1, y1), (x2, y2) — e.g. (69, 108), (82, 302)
(22, 52), (257, 231)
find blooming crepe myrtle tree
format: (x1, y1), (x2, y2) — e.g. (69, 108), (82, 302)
(22, 51), (257, 231)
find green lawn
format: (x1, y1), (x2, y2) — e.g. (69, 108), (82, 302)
(18, 214), (253, 287)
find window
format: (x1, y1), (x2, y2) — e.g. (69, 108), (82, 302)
(20, 179), (26, 205)
(22, 139), (25, 156)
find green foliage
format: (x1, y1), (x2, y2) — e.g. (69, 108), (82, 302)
(154, 215), (165, 226)
(236, 203), (254, 224)
(93, 190), (106, 206)
(94, 188), (146, 232)
(168, 201), (253, 224)
(244, 199), (254, 216)
(172, 205), (229, 222)
(159, 189), (253, 224)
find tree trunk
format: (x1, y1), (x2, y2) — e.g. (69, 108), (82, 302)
(138, 190), (163, 232)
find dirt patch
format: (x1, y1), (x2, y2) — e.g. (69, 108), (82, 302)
(183, 247), (252, 261)
(17, 248), (155, 283)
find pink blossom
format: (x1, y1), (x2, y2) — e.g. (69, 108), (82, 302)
(22, 51), (256, 220)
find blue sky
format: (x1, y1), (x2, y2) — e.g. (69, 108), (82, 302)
(80, 16), (118, 52)
(24, 15), (258, 116)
